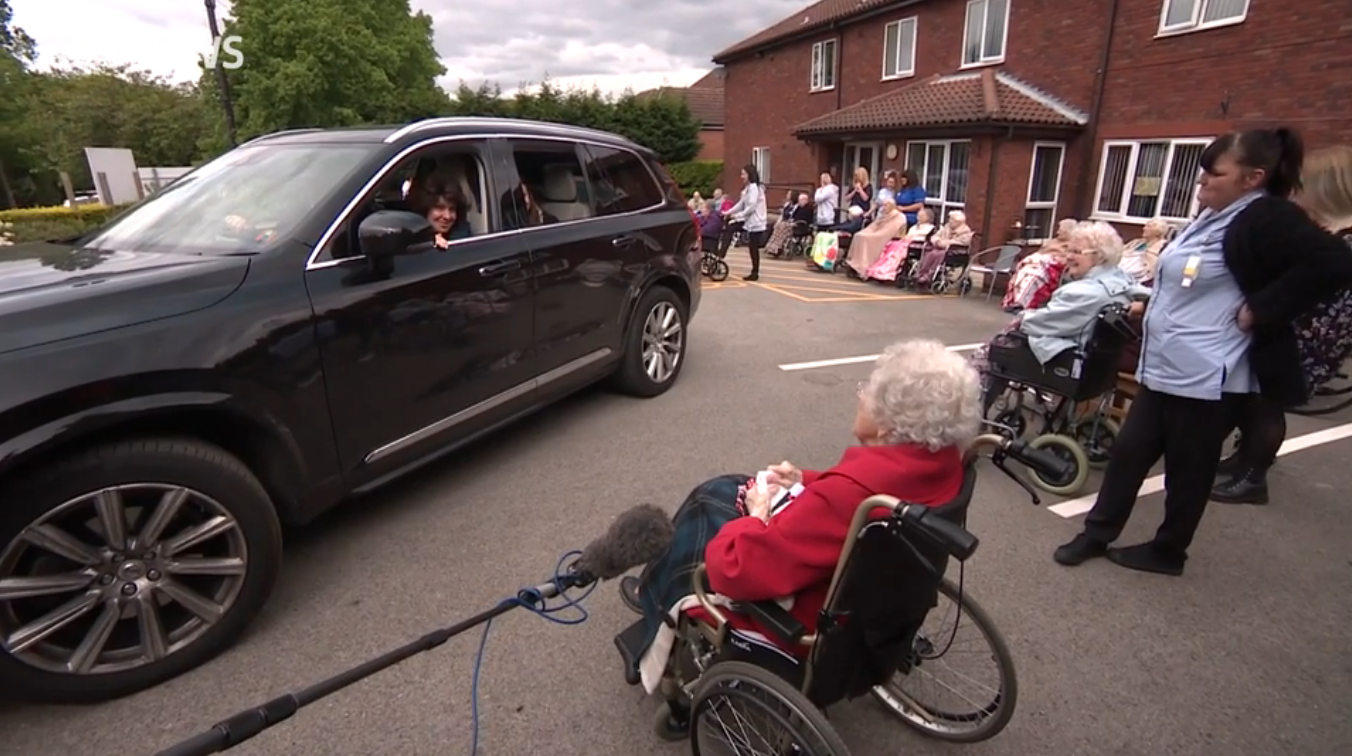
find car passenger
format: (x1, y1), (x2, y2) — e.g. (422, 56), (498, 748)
(418, 177), (472, 247)
(502, 183), (558, 229)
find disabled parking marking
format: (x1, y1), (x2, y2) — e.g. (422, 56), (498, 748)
(1045, 422), (1352, 518)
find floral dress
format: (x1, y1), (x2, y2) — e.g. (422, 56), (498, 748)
(1296, 230), (1352, 392)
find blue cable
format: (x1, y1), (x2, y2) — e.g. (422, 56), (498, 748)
(468, 551), (599, 754)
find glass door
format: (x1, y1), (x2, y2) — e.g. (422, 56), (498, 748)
(906, 140), (972, 223)
(843, 142), (883, 187)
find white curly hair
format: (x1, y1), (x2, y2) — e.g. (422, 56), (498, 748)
(1069, 220), (1125, 267)
(860, 339), (983, 451)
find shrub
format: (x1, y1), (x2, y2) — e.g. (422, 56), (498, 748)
(665, 160), (723, 199)
(0, 204), (132, 243)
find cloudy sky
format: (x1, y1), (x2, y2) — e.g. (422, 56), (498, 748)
(10, 0), (802, 94)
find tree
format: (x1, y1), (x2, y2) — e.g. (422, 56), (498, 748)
(445, 79), (703, 164)
(22, 64), (214, 193)
(0, 0), (37, 207)
(222, 0), (450, 139)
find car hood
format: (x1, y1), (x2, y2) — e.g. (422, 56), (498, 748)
(0, 241), (251, 355)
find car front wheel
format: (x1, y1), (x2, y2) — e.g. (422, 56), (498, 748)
(0, 438), (282, 703)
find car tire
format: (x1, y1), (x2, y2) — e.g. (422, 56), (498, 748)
(0, 437), (283, 704)
(610, 285), (688, 398)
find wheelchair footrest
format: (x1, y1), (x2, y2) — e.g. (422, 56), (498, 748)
(613, 619), (647, 687)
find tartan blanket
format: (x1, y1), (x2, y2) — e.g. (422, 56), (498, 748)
(632, 474), (749, 660)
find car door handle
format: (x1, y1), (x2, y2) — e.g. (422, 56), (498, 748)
(478, 259), (522, 277)
(612, 235), (638, 248)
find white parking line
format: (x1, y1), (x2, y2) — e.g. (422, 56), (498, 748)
(1046, 422), (1352, 518)
(778, 343), (983, 371)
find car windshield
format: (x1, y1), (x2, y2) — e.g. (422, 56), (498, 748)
(80, 143), (375, 255)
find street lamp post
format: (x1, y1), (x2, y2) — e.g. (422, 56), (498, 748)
(204, 0), (238, 147)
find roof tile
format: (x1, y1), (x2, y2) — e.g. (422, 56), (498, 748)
(714, 0), (901, 61)
(635, 84), (725, 128)
(791, 70), (1088, 136)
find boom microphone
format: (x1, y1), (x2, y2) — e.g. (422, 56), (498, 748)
(570, 504), (674, 583)
(150, 505), (676, 756)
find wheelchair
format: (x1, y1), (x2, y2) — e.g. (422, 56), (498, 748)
(610, 433), (1065, 754)
(699, 239), (730, 282)
(982, 304), (1139, 496)
(785, 220), (815, 259)
(928, 246), (975, 295)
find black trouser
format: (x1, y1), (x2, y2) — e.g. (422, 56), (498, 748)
(745, 229), (765, 275)
(1082, 386), (1242, 556)
(1227, 393), (1286, 470)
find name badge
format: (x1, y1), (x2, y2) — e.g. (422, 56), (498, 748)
(1181, 254), (1202, 288)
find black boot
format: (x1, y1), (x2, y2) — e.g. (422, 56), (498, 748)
(1210, 468), (1269, 505)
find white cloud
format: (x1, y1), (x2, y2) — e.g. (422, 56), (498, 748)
(10, 0), (799, 95)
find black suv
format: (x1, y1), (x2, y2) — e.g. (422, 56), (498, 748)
(0, 118), (701, 703)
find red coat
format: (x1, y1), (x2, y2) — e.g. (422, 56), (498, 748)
(699, 443), (965, 654)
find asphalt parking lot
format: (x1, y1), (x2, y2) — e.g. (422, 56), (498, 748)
(3, 255), (1351, 756)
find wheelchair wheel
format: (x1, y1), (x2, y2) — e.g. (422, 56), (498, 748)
(691, 661), (852, 756)
(1025, 434), (1090, 496)
(708, 259), (729, 282)
(871, 578), (1017, 743)
(1072, 416), (1120, 469)
(957, 277), (973, 296)
(929, 278), (946, 295)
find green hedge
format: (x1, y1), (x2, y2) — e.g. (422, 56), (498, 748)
(666, 160), (723, 200)
(0, 204), (132, 244)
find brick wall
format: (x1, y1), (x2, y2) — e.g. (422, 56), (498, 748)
(696, 129), (724, 162)
(1086, 0), (1352, 225)
(721, 0), (1352, 234)
(720, 0), (1113, 213)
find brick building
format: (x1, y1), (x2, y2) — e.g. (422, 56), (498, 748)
(712, 0), (1352, 242)
(636, 69), (726, 161)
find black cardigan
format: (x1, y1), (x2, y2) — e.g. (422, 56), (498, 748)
(1223, 196), (1352, 407)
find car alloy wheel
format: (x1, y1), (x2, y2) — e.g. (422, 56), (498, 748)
(0, 483), (248, 677)
(641, 300), (684, 384)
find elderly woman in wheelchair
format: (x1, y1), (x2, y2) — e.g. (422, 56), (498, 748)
(610, 340), (1026, 752)
(971, 220), (1147, 495)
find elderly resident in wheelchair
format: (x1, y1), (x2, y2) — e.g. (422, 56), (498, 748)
(611, 339), (1025, 752)
(972, 221), (1147, 495)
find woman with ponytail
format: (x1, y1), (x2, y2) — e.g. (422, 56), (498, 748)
(1055, 127), (1352, 577)
(721, 163), (768, 280)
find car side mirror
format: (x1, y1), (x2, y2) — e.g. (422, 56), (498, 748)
(358, 210), (435, 259)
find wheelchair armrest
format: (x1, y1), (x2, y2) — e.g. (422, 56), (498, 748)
(736, 599), (808, 646)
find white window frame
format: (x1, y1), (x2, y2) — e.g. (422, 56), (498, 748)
(905, 139), (972, 222)
(1157, 0), (1250, 36)
(752, 147), (771, 183)
(1024, 141), (1065, 242)
(961, 0), (1009, 68)
(809, 39), (838, 92)
(882, 17), (919, 80)
(1091, 138), (1212, 224)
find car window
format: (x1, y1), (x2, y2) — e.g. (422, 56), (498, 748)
(578, 145), (666, 216)
(323, 143), (493, 261)
(502, 141), (592, 229)
(82, 144), (374, 256)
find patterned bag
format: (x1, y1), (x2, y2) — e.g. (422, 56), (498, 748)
(810, 231), (841, 271)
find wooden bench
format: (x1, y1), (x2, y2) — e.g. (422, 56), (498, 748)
(1073, 372), (1139, 424)
(1109, 372), (1140, 422)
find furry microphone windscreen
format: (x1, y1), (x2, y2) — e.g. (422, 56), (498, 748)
(573, 504), (674, 581)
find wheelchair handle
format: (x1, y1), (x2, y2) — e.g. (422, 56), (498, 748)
(1006, 440), (1076, 481)
(854, 495), (980, 563)
(971, 433), (1076, 482)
